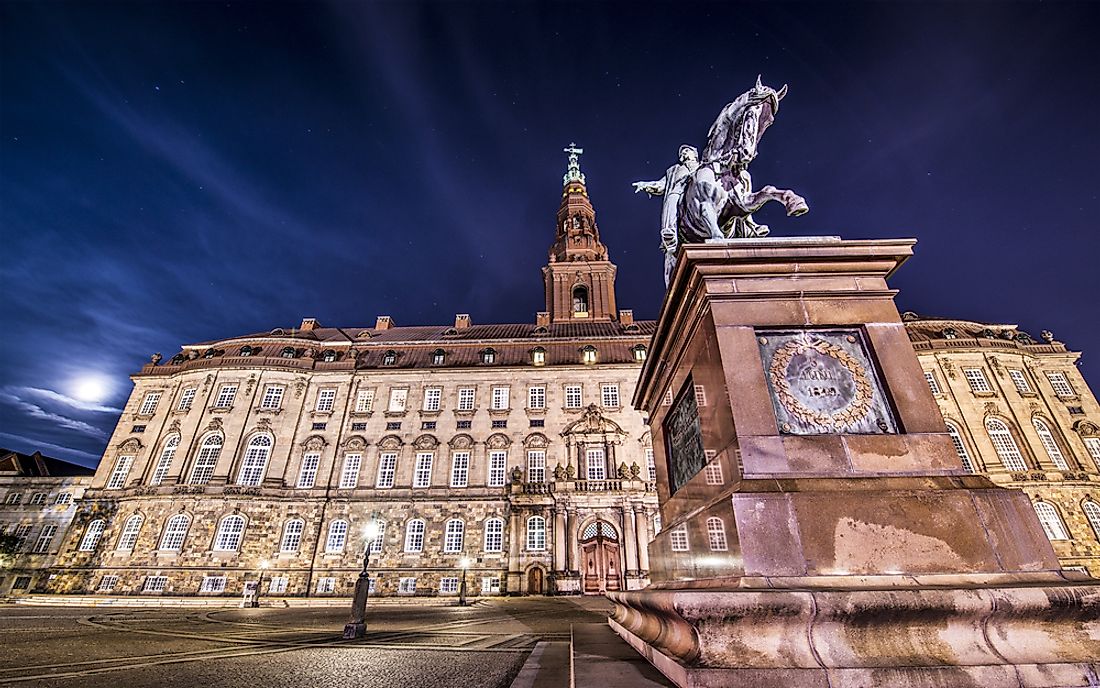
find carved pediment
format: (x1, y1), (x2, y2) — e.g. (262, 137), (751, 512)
(204, 417), (224, 433)
(639, 431), (652, 447)
(343, 435), (368, 451)
(117, 438), (144, 452)
(378, 434), (403, 450)
(1074, 420), (1100, 437)
(486, 433), (511, 449)
(562, 404), (625, 436)
(413, 434), (439, 450)
(523, 432), (550, 448)
(449, 434), (474, 450)
(300, 434), (328, 451)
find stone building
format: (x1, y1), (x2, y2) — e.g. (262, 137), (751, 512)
(907, 314), (1100, 576)
(0, 448), (93, 595)
(49, 151), (661, 598)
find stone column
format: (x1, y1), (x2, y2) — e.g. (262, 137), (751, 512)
(566, 507), (579, 574)
(507, 510), (522, 595)
(554, 507), (567, 572)
(635, 506), (650, 573)
(622, 503), (638, 575)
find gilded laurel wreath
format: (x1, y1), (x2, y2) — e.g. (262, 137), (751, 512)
(770, 338), (873, 430)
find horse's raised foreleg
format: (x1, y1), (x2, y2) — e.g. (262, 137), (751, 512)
(739, 185), (809, 216)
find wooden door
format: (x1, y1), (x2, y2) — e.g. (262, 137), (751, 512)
(581, 535), (621, 594)
(527, 567), (544, 595)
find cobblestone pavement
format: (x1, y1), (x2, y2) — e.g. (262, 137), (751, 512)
(0, 597), (614, 687)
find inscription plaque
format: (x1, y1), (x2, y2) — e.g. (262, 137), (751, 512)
(757, 328), (897, 435)
(663, 375), (707, 494)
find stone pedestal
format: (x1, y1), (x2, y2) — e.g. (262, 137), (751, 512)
(608, 238), (1100, 687)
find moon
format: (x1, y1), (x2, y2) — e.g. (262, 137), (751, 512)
(71, 375), (111, 403)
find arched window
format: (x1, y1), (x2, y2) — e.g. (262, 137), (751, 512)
(236, 434), (273, 486)
(483, 518), (504, 552)
(280, 518), (305, 552)
(945, 422), (976, 473)
(706, 517), (728, 552)
(213, 515), (246, 551)
(1033, 502), (1070, 541)
(986, 419), (1027, 471)
(1082, 501), (1100, 539)
(572, 286), (589, 313)
(526, 516), (546, 551)
(1032, 418), (1069, 470)
(150, 434), (180, 485)
(443, 519), (465, 553)
(432, 349), (446, 366)
(581, 345), (598, 365)
(326, 520), (349, 553)
(189, 434), (224, 485)
(404, 519), (426, 552)
(106, 455), (135, 489)
(116, 514), (144, 551)
(369, 520), (387, 554)
(160, 514), (190, 551)
(78, 520), (106, 551)
(240, 345), (255, 357)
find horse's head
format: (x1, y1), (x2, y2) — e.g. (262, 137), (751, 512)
(705, 76), (788, 168)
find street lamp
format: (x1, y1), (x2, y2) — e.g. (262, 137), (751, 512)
(251, 559), (270, 608)
(458, 556), (471, 607)
(343, 514), (381, 639)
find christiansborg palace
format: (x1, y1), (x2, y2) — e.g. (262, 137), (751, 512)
(4, 154), (1100, 598)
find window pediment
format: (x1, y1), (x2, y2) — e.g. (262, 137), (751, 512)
(486, 433), (511, 449)
(562, 404), (625, 436)
(413, 434), (439, 450)
(448, 434), (474, 450)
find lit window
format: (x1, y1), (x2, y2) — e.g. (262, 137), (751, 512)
(488, 451), (507, 487)
(240, 345), (255, 357)
(79, 520), (106, 552)
(116, 514), (143, 551)
(369, 520), (387, 554)
(32, 524), (57, 554)
(326, 520), (348, 553)
(159, 515), (190, 551)
(565, 385), (582, 409)
(1083, 501), (1100, 539)
(527, 450), (546, 483)
(297, 453), (321, 488)
(526, 516), (546, 550)
(423, 387), (442, 412)
(1009, 369), (1032, 394)
(413, 452), (434, 488)
(670, 525), (689, 552)
(924, 371), (941, 395)
(354, 389), (375, 413)
(483, 518), (504, 552)
(572, 286), (589, 315)
(450, 452), (470, 488)
(481, 348), (497, 364)
(432, 349), (446, 366)
(1045, 372), (1075, 398)
(706, 517), (728, 552)
(322, 350), (337, 363)
(528, 386), (546, 410)
(457, 387), (475, 411)
(376, 452), (397, 488)
(491, 386), (510, 410)
(339, 453), (362, 489)
(281, 347), (296, 359)
(138, 392), (161, 415)
(214, 384), (238, 408)
(260, 385), (284, 410)
(236, 434), (273, 486)
(177, 387), (196, 411)
(986, 419), (1026, 471)
(106, 455), (135, 489)
(213, 515), (246, 551)
(382, 351), (397, 366)
(404, 519), (426, 552)
(581, 346), (597, 365)
(189, 434), (223, 485)
(632, 345), (647, 362)
(443, 519), (465, 553)
(1033, 502), (1070, 540)
(315, 389), (337, 412)
(963, 368), (992, 393)
(531, 348), (546, 366)
(586, 447), (606, 481)
(388, 388), (408, 413)
(601, 384), (620, 407)
(1033, 418), (1069, 470)
(280, 519), (305, 552)
(945, 422), (976, 472)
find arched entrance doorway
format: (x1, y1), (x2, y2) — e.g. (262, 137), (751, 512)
(527, 566), (545, 595)
(579, 520), (621, 594)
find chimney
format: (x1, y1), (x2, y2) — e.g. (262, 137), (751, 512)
(619, 310), (634, 326)
(300, 318), (319, 332)
(536, 311), (551, 327)
(375, 315), (394, 331)
(455, 314), (472, 329)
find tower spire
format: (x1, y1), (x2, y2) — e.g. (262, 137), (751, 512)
(563, 142), (586, 185)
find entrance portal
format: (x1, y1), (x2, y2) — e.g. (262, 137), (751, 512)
(527, 567), (544, 595)
(579, 520), (621, 594)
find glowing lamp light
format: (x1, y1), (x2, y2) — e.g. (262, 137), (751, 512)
(460, 557), (471, 569)
(364, 520), (381, 542)
(260, 560), (270, 570)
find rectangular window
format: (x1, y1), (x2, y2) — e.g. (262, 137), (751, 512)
(30, 492), (46, 505)
(491, 420), (507, 429)
(670, 526), (689, 552)
(1008, 369), (1032, 394)
(450, 452), (470, 488)
(339, 454), (362, 489)
(565, 385), (582, 409)
(528, 386), (546, 410)
(707, 519), (728, 552)
(457, 387), (476, 411)
(704, 461), (723, 485)
(131, 425), (146, 433)
(297, 453), (321, 488)
(376, 452), (397, 488)
(1046, 371), (1075, 398)
(138, 392), (161, 415)
(6, 492), (23, 505)
(260, 385), (284, 409)
(33, 524), (57, 553)
(645, 448), (656, 480)
(388, 388), (408, 412)
(398, 577), (417, 594)
(214, 384), (238, 408)
(527, 450), (546, 483)
(421, 421), (436, 430)
(481, 577), (501, 594)
(55, 492), (72, 506)
(601, 384), (620, 408)
(488, 451), (507, 487)
(586, 447), (606, 481)
(177, 387), (196, 411)
(924, 371), (941, 395)
(354, 389), (375, 413)
(200, 576), (227, 593)
(106, 455), (134, 489)
(963, 368), (992, 393)
(456, 420), (472, 430)
(316, 388), (337, 412)
(311, 422), (327, 431)
(530, 419), (545, 428)
(97, 575), (119, 592)
(351, 422), (367, 431)
(413, 452), (433, 488)
(143, 576), (168, 593)
(268, 577), (288, 594)
(439, 577), (459, 594)
(12, 524), (32, 549)
(316, 577), (336, 594)
(1084, 437), (1100, 471)
(423, 387), (442, 412)
(385, 422), (401, 431)
(491, 386), (510, 410)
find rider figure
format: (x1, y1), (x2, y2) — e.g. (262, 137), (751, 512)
(632, 144), (699, 286)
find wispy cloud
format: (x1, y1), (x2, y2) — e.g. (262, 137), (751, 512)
(0, 431), (103, 464)
(17, 387), (122, 414)
(0, 391), (109, 438)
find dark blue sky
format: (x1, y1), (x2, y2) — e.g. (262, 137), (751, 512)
(2, 2), (1098, 466)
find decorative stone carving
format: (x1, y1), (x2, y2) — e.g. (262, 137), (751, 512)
(117, 438), (143, 452)
(342, 435), (368, 451)
(201, 373), (214, 393)
(554, 463), (567, 481)
(1041, 330), (1055, 343)
(510, 466), (523, 484)
(244, 374), (257, 397)
(150, 352), (162, 364)
(523, 432), (550, 448)
(378, 435), (403, 450)
(983, 402), (999, 414)
(293, 376), (308, 398)
(412, 434), (439, 450)
(1074, 420), (1100, 436)
(939, 358), (957, 379)
(448, 434), (474, 450)
(300, 435), (327, 451)
(203, 418), (223, 433)
(629, 462), (641, 479)
(486, 433), (511, 449)
(562, 404), (626, 437)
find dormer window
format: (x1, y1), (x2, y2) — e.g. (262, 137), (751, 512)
(581, 345), (598, 365)
(531, 347), (546, 366)
(382, 350), (397, 366)
(632, 345), (647, 362)
(203, 349), (216, 359)
(240, 345), (255, 357)
(281, 346), (296, 359)
(322, 350), (337, 363)
(942, 328), (958, 340)
(432, 349), (446, 366)
(481, 348), (497, 364)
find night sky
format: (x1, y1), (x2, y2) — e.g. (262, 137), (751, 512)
(2, 2), (1098, 467)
